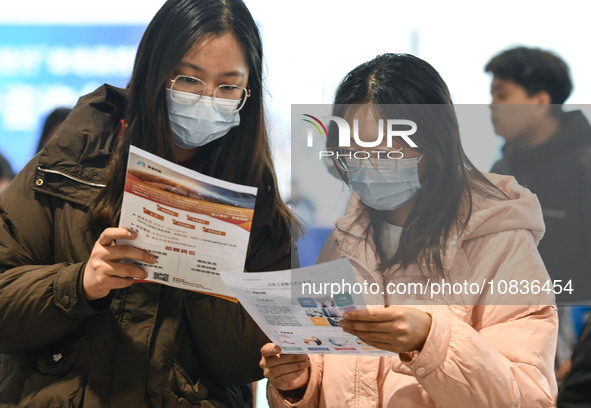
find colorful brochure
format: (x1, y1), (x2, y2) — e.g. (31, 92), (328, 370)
(117, 145), (257, 299)
(220, 258), (395, 355)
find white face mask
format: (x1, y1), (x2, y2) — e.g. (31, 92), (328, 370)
(346, 156), (422, 211)
(167, 90), (240, 148)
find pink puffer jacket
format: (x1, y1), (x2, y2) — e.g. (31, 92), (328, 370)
(268, 174), (558, 407)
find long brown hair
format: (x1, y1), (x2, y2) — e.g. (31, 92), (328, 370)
(88, 0), (293, 242)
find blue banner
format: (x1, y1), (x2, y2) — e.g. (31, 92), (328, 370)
(0, 25), (146, 172)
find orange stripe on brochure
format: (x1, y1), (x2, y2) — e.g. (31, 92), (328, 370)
(143, 207), (164, 220)
(157, 204), (179, 217)
(172, 219), (196, 229)
(125, 176), (254, 231)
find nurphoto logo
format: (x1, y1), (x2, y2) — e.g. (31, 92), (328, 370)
(302, 114), (418, 160)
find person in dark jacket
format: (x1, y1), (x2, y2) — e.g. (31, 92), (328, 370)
(36, 107), (72, 153)
(485, 46), (591, 384)
(0, 152), (14, 193)
(0, 0), (296, 407)
(558, 314), (591, 407)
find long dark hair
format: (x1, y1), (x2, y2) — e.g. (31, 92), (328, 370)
(88, 0), (293, 241)
(328, 53), (506, 274)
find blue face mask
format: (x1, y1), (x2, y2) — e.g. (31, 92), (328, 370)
(167, 90), (240, 148)
(346, 156), (422, 211)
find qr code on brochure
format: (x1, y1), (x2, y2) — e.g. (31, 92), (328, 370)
(153, 272), (170, 282)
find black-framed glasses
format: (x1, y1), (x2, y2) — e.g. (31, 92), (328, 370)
(328, 146), (416, 173)
(169, 74), (251, 113)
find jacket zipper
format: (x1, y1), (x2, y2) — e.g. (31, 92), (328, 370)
(36, 166), (107, 188)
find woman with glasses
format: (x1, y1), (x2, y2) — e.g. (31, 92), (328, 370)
(0, 0), (294, 407)
(261, 54), (558, 407)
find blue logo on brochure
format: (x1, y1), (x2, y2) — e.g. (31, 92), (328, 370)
(297, 297), (317, 308)
(308, 347), (330, 351)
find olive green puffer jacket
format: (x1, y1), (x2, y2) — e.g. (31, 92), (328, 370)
(0, 85), (293, 407)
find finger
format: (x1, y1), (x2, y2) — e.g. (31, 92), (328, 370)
(261, 343), (281, 357)
(339, 320), (394, 333)
(97, 228), (137, 247)
(103, 245), (157, 265)
(357, 337), (393, 351)
(97, 275), (138, 291)
(266, 360), (310, 379)
(274, 370), (310, 391)
(353, 331), (401, 345)
(106, 261), (149, 280)
(342, 326), (390, 340)
(352, 329), (392, 345)
(343, 308), (400, 322)
(265, 354), (309, 369)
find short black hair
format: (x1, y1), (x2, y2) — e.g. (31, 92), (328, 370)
(485, 46), (572, 104)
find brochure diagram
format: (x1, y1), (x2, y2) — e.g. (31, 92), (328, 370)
(221, 258), (395, 355)
(118, 145), (257, 298)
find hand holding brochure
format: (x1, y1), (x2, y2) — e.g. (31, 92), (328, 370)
(117, 145), (256, 299)
(221, 258), (395, 355)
